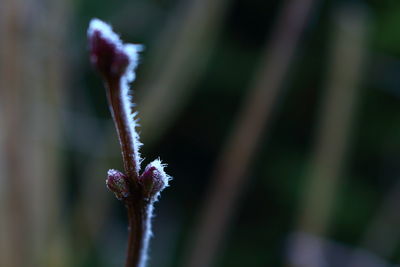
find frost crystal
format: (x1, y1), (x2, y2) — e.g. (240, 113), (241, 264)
(88, 18), (144, 173)
(140, 159), (171, 201)
(88, 18), (172, 267)
(106, 169), (130, 200)
(87, 18), (143, 81)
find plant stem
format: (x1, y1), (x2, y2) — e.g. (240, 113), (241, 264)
(106, 79), (139, 180)
(88, 20), (170, 267)
(106, 79), (152, 267)
(125, 200), (150, 267)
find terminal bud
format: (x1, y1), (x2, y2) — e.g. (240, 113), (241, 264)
(87, 19), (142, 82)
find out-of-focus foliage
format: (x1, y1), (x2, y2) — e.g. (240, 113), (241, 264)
(2, 0), (400, 266)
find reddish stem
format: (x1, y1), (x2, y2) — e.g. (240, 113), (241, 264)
(106, 79), (150, 267)
(125, 199), (150, 267)
(106, 79), (139, 180)
(88, 20), (166, 267)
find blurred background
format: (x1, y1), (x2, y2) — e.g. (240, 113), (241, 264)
(1, 0), (400, 266)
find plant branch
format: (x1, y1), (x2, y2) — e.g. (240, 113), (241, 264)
(125, 199), (150, 267)
(106, 79), (146, 267)
(88, 19), (171, 267)
(106, 79), (139, 181)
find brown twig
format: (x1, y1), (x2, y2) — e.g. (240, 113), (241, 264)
(105, 79), (144, 267)
(106, 79), (140, 180)
(87, 19), (170, 267)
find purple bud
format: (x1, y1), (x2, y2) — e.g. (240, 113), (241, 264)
(106, 169), (130, 200)
(139, 159), (170, 200)
(87, 19), (143, 82)
(89, 31), (129, 80)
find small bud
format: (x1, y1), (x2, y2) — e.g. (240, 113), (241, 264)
(106, 169), (130, 200)
(88, 26), (129, 80)
(87, 19), (143, 81)
(139, 159), (170, 200)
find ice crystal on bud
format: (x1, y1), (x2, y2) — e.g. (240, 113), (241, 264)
(139, 159), (170, 201)
(88, 18), (144, 173)
(89, 19), (171, 267)
(106, 169), (130, 200)
(87, 18), (143, 81)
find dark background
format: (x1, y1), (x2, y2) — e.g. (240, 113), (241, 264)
(1, 0), (400, 266)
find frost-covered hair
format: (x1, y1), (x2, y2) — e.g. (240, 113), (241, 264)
(147, 158), (171, 189)
(88, 18), (144, 173)
(87, 18), (143, 80)
(88, 19), (171, 267)
(141, 158), (171, 201)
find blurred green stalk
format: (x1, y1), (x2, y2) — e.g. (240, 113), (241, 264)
(290, 5), (368, 266)
(182, 0), (319, 266)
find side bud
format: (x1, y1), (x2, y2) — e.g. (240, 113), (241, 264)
(139, 159), (170, 201)
(106, 169), (130, 200)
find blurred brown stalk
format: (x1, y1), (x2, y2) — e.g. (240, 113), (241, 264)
(137, 0), (232, 144)
(289, 5), (368, 267)
(181, 0), (318, 266)
(0, 0), (70, 266)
